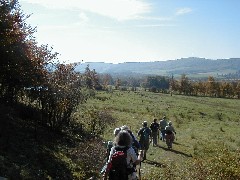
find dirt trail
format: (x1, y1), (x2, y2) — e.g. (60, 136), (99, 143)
(140, 139), (193, 177)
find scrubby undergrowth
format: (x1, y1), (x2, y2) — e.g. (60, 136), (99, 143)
(0, 103), (105, 179)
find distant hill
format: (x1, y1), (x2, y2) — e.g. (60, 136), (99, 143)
(75, 57), (240, 79)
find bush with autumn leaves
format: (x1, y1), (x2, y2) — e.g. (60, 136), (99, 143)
(0, 0), (98, 131)
(0, 1), (108, 179)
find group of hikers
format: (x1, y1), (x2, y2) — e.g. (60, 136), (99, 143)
(101, 116), (176, 180)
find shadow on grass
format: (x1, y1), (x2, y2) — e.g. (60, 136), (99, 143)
(155, 145), (192, 158)
(142, 159), (166, 168)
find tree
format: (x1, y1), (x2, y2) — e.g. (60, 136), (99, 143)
(115, 78), (121, 90)
(235, 81), (240, 99)
(220, 81), (234, 98)
(102, 74), (114, 90)
(142, 76), (169, 91)
(206, 76), (217, 97)
(83, 65), (102, 90)
(0, 0), (57, 103)
(38, 63), (84, 130)
(179, 74), (191, 95)
(170, 79), (179, 94)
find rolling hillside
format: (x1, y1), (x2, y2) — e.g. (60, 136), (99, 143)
(75, 57), (240, 78)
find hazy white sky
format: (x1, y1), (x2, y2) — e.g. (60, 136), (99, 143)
(19, 0), (240, 64)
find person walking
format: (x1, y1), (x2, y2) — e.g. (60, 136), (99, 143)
(103, 130), (143, 180)
(100, 127), (121, 175)
(159, 116), (168, 141)
(121, 125), (141, 155)
(150, 118), (159, 146)
(165, 121), (176, 149)
(137, 121), (152, 161)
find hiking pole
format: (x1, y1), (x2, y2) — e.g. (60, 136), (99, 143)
(138, 150), (143, 180)
(139, 161), (141, 180)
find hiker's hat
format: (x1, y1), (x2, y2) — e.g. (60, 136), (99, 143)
(121, 125), (129, 131)
(142, 121), (147, 126)
(114, 127), (121, 136)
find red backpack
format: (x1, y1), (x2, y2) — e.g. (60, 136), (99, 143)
(107, 146), (129, 180)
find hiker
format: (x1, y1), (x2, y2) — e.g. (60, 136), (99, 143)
(121, 125), (141, 155)
(100, 127), (121, 175)
(159, 116), (168, 141)
(150, 118), (159, 146)
(106, 128), (122, 160)
(103, 130), (143, 180)
(165, 121), (176, 149)
(137, 121), (152, 161)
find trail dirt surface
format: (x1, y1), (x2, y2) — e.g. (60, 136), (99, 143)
(140, 137), (193, 178)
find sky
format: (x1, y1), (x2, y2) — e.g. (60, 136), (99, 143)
(18, 0), (240, 64)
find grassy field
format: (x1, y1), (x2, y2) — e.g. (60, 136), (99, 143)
(82, 90), (240, 179)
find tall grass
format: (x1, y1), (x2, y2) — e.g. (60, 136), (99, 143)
(84, 90), (240, 179)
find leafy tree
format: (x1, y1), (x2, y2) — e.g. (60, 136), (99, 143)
(170, 79), (180, 94)
(0, 0), (57, 103)
(206, 76), (217, 97)
(142, 75), (169, 91)
(220, 81), (234, 98)
(235, 81), (240, 99)
(127, 77), (141, 88)
(191, 82), (200, 96)
(39, 63), (84, 130)
(179, 74), (191, 95)
(197, 81), (207, 96)
(115, 78), (121, 90)
(83, 65), (102, 90)
(102, 74), (110, 90)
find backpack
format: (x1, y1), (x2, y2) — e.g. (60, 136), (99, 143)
(150, 122), (159, 132)
(165, 126), (173, 135)
(160, 120), (167, 130)
(128, 131), (140, 153)
(142, 127), (149, 140)
(108, 146), (129, 180)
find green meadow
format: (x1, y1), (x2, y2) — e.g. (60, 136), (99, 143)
(80, 90), (240, 179)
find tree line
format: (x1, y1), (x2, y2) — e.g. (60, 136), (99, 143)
(170, 74), (240, 98)
(96, 73), (240, 99)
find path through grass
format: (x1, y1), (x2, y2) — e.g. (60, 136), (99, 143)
(83, 90), (240, 179)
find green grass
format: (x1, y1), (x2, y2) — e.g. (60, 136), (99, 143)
(84, 90), (240, 179)
(1, 90), (239, 179)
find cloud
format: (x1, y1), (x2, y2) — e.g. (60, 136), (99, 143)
(176, 8), (192, 16)
(20, 0), (151, 21)
(136, 16), (172, 21)
(78, 12), (89, 23)
(135, 24), (176, 27)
